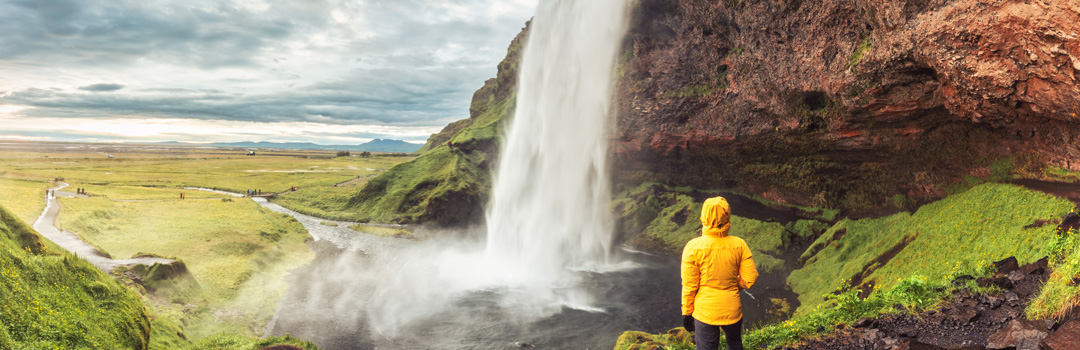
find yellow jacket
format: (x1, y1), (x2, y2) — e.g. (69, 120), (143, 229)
(681, 196), (759, 326)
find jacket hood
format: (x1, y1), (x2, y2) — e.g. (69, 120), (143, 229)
(700, 196), (730, 237)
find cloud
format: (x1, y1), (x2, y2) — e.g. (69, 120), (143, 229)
(78, 83), (125, 92)
(0, 0), (537, 142)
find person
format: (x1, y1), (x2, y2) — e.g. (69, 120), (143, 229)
(681, 196), (758, 350)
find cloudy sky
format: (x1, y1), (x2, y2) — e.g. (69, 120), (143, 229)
(0, 0), (537, 145)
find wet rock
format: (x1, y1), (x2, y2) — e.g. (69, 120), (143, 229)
(511, 341), (535, 349)
(987, 319), (1049, 350)
(1041, 320), (1080, 350)
(994, 257), (1020, 276)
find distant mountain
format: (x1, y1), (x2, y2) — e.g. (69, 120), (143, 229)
(158, 139), (422, 153)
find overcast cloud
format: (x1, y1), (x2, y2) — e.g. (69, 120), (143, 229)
(0, 0), (536, 144)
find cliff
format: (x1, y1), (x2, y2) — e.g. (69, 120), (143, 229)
(350, 0), (1080, 226)
(615, 0), (1080, 210)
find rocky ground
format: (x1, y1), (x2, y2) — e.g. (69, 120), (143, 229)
(785, 257), (1079, 350)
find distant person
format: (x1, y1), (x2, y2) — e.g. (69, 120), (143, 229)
(682, 196), (758, 350)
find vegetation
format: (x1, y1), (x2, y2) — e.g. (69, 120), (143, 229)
(0, 151), (411, 194)
(0, 205), (151, 349)
(56, 196), (315, 342)
(790, 183), (1074, 313)
(347, 223), (411, 238)
(848, 35), (873, 69)
(0, 177), (49, 224)
(1027, 213), (1080, 319)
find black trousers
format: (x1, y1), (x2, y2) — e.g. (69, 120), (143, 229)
(694, 318), (742, 350)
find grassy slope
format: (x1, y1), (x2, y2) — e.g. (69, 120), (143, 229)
(1028, 220), (1080, 319)
(0, 205), (151, 350)
(789, 183), (1075, 313)
(56, 195), (315, 342)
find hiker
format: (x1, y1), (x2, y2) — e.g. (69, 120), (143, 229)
(682, 196), (758, 350)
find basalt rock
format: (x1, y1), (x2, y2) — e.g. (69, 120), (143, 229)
(613, 0), (1080, 211)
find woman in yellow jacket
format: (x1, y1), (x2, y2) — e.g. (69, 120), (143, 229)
(682, 196), (758, 350)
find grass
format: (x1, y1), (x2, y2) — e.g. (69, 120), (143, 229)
(0, 151), (412, 194)
(0, 204), (151, 349)
(55, 196), (315, 343)
(1027, 220), (1080, 319)
(0, 177), (50, 224)
(347, 223), (411, 238)
(789, 183), (1075, 313)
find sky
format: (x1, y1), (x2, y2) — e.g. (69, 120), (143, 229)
(0, 0), (537, 145)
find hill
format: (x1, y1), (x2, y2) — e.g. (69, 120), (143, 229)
(0, 204), (151, 349)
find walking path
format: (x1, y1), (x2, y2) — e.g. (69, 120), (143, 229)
(32, 183), (173, 272)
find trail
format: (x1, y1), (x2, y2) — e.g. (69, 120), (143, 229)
(32, 183), (174, 272)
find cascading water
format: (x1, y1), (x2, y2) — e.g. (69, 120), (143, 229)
(485, 0), (628, 296)
(362, 0), (632, 339)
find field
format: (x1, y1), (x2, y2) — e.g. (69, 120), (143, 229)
(0, 141), (413, 348)
(0, 141), (414, 194)
(0, 177), (50, 224)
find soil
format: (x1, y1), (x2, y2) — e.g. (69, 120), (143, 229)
(783, 257), (1079, 350)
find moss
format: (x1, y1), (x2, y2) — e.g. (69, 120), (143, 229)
(848, 35), (873, 69)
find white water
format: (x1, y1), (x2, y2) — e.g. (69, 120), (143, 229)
(485, 0), (628, 301)
(365, 0), (630, 336)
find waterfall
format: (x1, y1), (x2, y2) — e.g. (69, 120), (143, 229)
(366, 0), (630, 335)
(485, 0), (628, 292)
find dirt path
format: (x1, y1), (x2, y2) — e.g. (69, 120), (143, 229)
(33, 183), (173, 272)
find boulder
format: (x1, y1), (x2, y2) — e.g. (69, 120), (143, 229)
(1041, 320), (1080, 350)
(987, 319), (1049, 350)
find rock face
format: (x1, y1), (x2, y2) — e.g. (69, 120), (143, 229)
(614, 0), (1080, 210)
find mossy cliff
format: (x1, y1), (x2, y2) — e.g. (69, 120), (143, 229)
(0, 204), (151, 349)
(338, 22), (529, 226)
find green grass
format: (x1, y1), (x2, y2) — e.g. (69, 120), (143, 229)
(0, 205), (151, 349)
(790, 183), (1075, 313)
(0, 177), (49, 224)
(55, 196), (315, 343)
(1027, 221), (1080, 319)
(0, 151), (411, 194)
